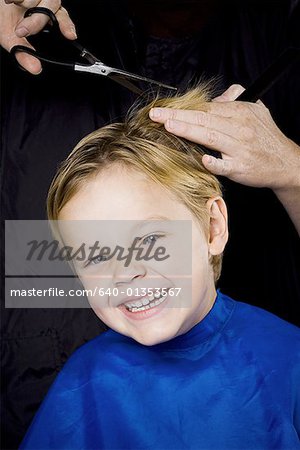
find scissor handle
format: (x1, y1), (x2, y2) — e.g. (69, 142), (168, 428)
(11, 6), (99, 72)
(10, 7), (65, 70)
(24, 6), (59, 28)
(10, 44), (74, 69)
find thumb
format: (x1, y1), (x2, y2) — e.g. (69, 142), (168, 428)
(9, 38), (42, 74)
(202, 154), (233, 177)
(213, 84), (245, 102)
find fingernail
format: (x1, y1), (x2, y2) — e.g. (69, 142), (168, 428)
(150, 108), (161, 119)
(70, 26), (77, 38)
(205, 156), (212, 164)
(15, 26), (30, 37)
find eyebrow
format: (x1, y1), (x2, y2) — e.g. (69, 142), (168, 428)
(144, 215), (170, 221)
(131, 215), (171, 232)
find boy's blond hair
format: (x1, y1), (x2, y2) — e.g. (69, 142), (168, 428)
(47, 85), (224, 281)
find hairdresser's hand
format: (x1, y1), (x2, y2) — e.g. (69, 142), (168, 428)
(149, 83), (300, 234)
(0, 0), (76, 74)
(149, 84), (300, 191)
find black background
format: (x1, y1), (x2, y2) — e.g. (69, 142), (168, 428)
(1, 0), (300, 448)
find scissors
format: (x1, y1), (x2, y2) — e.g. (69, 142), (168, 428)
(10, 7), (178, 96)
(10, 7), (299, 100)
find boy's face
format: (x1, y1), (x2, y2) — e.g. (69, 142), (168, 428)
(59, 164), (227, 346)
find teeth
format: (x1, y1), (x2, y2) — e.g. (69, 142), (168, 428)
(124, 289), (168, 312)
(142, 297), (150, 306)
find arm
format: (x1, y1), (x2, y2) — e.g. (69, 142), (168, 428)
(0, 0), (76, 74)
(149, 84), (300, 235)
(272, 153), (300, 236)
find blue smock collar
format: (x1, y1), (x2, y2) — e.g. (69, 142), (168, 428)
(149, 290), (235, 351)
(111, 290), (236, 352)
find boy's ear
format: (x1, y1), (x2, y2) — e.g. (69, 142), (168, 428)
(206, 196), (228, 256)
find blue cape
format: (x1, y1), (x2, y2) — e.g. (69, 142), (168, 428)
(20, 291), (300, 449)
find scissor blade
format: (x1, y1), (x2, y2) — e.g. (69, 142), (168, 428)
(109, 67), (178, 92)
(108, 74), (142, 94)
(74, 62), (177, 94)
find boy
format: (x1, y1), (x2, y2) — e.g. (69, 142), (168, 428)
(21, 87), (300, 449)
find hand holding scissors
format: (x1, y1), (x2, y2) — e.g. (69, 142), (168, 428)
(10, 6), (177, 94)
(1, 0), (76, 74)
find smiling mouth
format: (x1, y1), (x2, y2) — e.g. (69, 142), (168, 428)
(123, 289), (169, 313)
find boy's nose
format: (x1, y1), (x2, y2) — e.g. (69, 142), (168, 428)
(113, 262), (147, 286)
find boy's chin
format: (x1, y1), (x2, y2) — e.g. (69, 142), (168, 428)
(132, 331), (176, 347)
